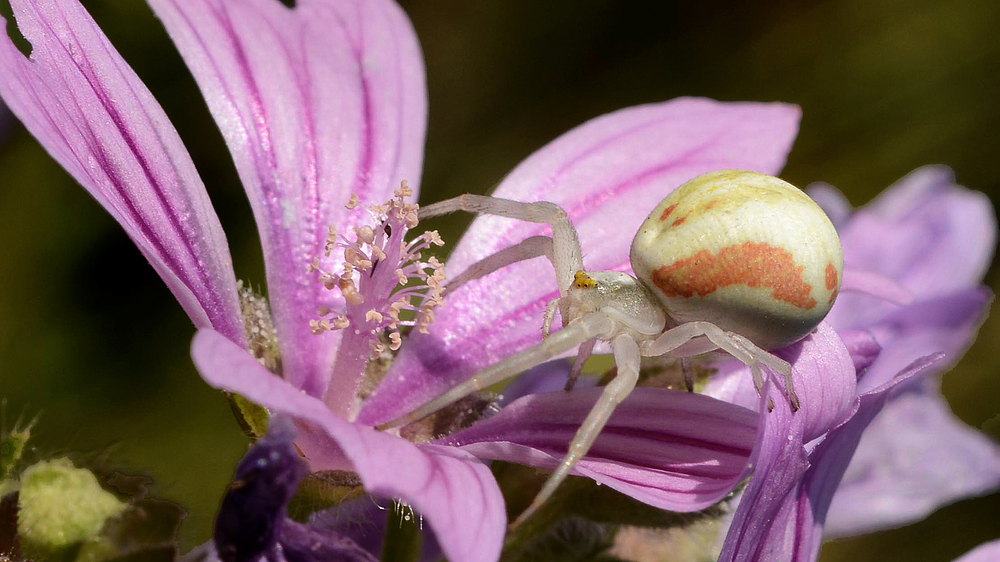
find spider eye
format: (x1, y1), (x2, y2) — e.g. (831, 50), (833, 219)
(573, 270), (596, 289)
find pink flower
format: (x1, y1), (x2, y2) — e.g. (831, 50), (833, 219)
(1, 1), (942, 560)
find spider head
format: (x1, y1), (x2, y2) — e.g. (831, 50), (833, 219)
(565, 270), (666, 336)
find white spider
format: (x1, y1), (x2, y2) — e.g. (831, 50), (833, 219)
(377, 170), (843, 527)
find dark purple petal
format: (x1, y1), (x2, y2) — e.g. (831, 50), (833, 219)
(278, 519), (377, 562)
(772, 323), (858, 442)
(442, 387), (759, 511)
(362, 99), (801, 423)
(0, 0), (243, 343)
(190, 330), (504, 562)
(215, 417), (306, 562)
(825, 383), (1000, 537)
(149, 0), (427, 406)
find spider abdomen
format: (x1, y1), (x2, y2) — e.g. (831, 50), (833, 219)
(629, 170), (842, 349)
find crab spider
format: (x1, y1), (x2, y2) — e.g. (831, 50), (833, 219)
(377, 170), (843, 527)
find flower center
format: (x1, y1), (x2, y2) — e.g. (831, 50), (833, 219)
(308, 181), (445, 359)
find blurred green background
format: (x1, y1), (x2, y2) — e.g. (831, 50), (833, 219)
(1, 0), (998, 559)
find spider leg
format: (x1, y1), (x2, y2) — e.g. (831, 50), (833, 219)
(376, 312), (616, 431)
(443, 235), (554, 298)
(565, 339), (596, 391)
(419, 195), (583, 293)
(681, 357), (694, 392)
(643, 321), (798, 410)
(542, 297), (561, 337)
(510, 334), (641, 529)
(725, 332), (798, 410)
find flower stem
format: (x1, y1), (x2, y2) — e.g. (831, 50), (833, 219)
(382, 501), (422, 562)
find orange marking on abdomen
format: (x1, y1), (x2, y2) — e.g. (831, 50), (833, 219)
(672, 216), (687, 226)
(659, 203), (678, 222)
(825, 263), (837, 290)
(652, 242), (817, 309)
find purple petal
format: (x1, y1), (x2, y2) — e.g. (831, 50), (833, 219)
(718, 382), (807, 562)
(853, 288), (990, 393)
(310, 497), (442, 562)
(771, 323), (857, 442)
(840, 268), (914, 306)
(0, 0), (243, 343)
(826, 166), (995, 329)
(150, 0), (427, 406)
(954, 540), (1000, 562)
(703, 323), (858, 443)
(498, 359), (596, 406)
(442, 387), (759, 511)
(720, 354), (941, 562)
(190, 329), (504, 562)
(836, 329), (882, 373)
(806, 182), (852, 228)
(361, 99), (800, 423)
(825, 384), (1000, 537)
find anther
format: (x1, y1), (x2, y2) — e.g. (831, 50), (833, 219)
(356, 226), (375, 245)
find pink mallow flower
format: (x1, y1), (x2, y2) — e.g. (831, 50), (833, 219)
(1, 1), (981, 560)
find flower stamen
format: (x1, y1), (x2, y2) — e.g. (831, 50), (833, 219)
(309, 181), (447, 359)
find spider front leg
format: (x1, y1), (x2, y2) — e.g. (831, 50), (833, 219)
(375, 311), (617, 431)
(443, 235), (554, 298)
(643, 321), (799, 410)
(419, 194), (583, 293)
(510, 334), (641, 529)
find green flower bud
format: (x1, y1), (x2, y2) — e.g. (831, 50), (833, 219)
(17, 458), (126, 560)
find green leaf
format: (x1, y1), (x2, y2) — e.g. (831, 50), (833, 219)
(1, 411), (35, 482)
(227, 393), (270, 440)
(286, 470), (364, 521)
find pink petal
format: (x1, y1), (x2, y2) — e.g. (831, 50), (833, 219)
(150, 0), (427, 405)
(362, 98), (800, 423)
(190, 329), (504, 562)
(0, 0), (243, 343)
(441, 386), (759, 511)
